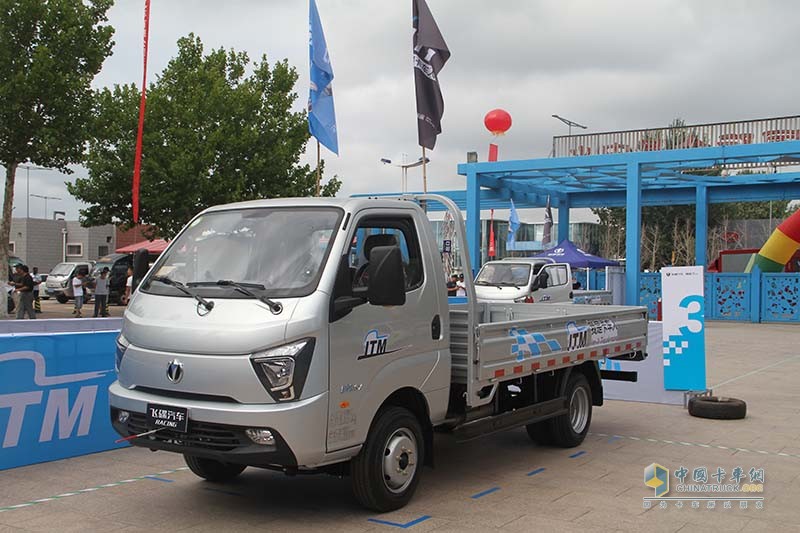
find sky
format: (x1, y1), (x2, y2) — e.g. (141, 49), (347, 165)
(6, 0), (800, 225)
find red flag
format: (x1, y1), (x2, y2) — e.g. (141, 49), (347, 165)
(488, 209), (496, 258)
(132, 0), (151, 223)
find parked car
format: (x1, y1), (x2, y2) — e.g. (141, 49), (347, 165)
(45, 261), (95, 303)
(91, 254), (133, 304)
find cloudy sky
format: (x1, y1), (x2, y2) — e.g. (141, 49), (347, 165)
(7, 0), (799, 223)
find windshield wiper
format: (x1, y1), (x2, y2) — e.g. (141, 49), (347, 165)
(499, 282), (522, 289)
(150, 276), (215, 313)
(191, 280), (283, 315)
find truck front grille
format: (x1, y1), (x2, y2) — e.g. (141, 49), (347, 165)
(125, 412), (244, 451)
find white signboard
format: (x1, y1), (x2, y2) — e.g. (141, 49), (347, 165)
(661, 266), (706, 391)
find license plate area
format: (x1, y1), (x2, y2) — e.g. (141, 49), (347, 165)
(146, 403), (189, 433)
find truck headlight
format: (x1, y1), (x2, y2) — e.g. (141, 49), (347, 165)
(61, 280), (68, 288)
(115, 334), (130, 373)
(251, 338), (315, 402)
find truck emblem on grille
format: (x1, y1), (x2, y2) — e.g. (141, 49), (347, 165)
(166, 360), (184, 384)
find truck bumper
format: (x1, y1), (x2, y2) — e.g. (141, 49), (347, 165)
(109, 381), (330, 468)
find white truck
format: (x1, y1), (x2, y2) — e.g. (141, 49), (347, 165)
(474, 257), (572, 303)
(109, 195), (647, 512)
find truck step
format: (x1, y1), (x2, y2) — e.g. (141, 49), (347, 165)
(451, 397), (568, 442)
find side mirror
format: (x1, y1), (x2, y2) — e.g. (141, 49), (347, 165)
(366, 245), (406, 307)
(132, 248), (149, 291)
(330, 254), (365, 322)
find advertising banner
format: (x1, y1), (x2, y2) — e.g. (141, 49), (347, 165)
(0, 332), (126, 471)
(661, 266), (707, 391)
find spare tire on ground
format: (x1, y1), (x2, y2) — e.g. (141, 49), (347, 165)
(688, 396), (746, 420)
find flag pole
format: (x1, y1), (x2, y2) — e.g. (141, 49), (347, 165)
(316, 140), (321, 197)
(421, 146), (428, 193)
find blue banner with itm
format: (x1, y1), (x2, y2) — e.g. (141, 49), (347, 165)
(0, 331), (127, 471)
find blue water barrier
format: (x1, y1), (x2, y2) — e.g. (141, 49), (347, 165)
(0, 330), (127, 470)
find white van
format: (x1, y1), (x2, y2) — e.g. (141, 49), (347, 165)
(474, 258), (573, 303)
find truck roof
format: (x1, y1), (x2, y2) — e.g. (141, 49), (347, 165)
(201, 196), (419, 215)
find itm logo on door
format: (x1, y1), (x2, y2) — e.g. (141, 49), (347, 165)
(359, 329), (401, 360)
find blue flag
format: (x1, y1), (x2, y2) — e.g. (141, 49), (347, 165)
(507, 199), (521, 249)
(309, 0), (338, 154)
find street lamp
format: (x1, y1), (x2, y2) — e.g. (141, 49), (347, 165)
(18, 165), (50, 219)
(380, 154), (431, 193)
(552, 115), (587, 156)
(30, 194), (61, 219)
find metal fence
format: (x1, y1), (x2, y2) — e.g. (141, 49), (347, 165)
(638, 272), (799, 323)
(553, 115), (800, 160)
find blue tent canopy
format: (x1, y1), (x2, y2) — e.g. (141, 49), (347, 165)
(534, 240), (619, 269)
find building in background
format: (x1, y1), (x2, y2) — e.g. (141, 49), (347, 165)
(8, 218), (116, 272)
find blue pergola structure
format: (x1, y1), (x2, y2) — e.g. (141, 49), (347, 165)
(446, 141), (800, 305)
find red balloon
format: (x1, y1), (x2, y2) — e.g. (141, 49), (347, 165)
(484, 109), (512, 135)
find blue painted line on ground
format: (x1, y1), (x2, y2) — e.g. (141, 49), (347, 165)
(470, 487), (500, 499)
(569, 451), (587, 458)
(527, 467), (546, 476)
(366, 515), (431, 529)
(608, 436), (622, 443)
(144, 476), (174, 483)
(203, 487), (243, 497)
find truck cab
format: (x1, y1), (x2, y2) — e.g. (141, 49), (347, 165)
(109, 195), (647, 512)
(474, 258), (573, 303)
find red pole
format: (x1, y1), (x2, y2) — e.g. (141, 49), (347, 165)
(132, 0), (151, 223)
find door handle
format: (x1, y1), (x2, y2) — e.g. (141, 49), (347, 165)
(431, 315), (441, 340)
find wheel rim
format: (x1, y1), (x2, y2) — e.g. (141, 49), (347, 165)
(569, 386), (590, 434)
(382, 428), (418, 494)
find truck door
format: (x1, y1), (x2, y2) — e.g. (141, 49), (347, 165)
(327, 211), (442, 452)
(535, 263), (572, 303)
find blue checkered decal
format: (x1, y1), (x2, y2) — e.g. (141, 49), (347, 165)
(510, 327), (562, 361)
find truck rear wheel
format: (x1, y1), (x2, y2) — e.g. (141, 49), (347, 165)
(351, 406), (424, 512)
(184, 455), (246, 482)
(546, 373), (593, 448)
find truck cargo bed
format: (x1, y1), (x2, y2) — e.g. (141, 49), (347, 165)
(449, 302), (648, 406)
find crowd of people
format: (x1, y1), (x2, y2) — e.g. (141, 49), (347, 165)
(7, 263), (134, 319)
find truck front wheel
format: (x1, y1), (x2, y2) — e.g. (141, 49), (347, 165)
(547, 373), (592, 448)
(184, 455), (246, 482)
(351, 406), (424, 512)
(56, 294), (69, 304)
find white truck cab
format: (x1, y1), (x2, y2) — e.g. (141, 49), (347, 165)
(474, 258), (573, 303)
(109, 195), (647, 512)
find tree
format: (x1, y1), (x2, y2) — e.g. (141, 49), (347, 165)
(69, 35), (341, 239)
(0, 0), (114, 317)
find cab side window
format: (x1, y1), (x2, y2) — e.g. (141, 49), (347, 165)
(349, 217), (424, 292)
(546, 265), (569, 287)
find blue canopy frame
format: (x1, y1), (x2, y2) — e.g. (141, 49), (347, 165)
(452, 141), (800, 305)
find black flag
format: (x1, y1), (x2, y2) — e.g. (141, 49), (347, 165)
(413, 0), (450, 150)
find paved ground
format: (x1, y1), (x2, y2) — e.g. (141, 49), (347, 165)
(1, 322), (799, 532)
(6, 296), (126, 320)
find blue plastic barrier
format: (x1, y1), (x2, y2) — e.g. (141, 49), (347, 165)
(0, 331), (127, 471)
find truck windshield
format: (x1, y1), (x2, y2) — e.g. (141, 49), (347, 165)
(475, 263), (531, 286)
(144, 207), (342, 299)
(50, 263), (74, 276)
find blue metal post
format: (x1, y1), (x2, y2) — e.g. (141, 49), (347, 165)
(466, 168), (481, 277)
(625, 162), (642, 306)
(695, 185), (708, 267)
(558, 195), (570, 243)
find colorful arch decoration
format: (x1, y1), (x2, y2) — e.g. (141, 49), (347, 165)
(747, 208), (800, 272)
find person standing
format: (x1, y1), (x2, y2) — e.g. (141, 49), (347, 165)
(14, 265), (36, 319)
(93, 267), (110, 317)
(72, 269), (86, 318)
(32, 266), (42, 313)
(124, 266), (133, 305)
(446, 273), (458, 296)
(456, 273), (467, 297)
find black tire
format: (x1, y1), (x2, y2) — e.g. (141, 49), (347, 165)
(56, 294), (69, 304)
(688, 396), (746, 420)
(184, 455), (246, 482)
(547, 373), (593, 448)
(351, 406), (424, 512)
(525, 421), (554, 445)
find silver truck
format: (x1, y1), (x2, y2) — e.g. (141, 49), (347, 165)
(109, 195), (647, 512)
(474, 257), (573, 303)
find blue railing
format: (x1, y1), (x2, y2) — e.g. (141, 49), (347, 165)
(639, 272), (799, 323)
